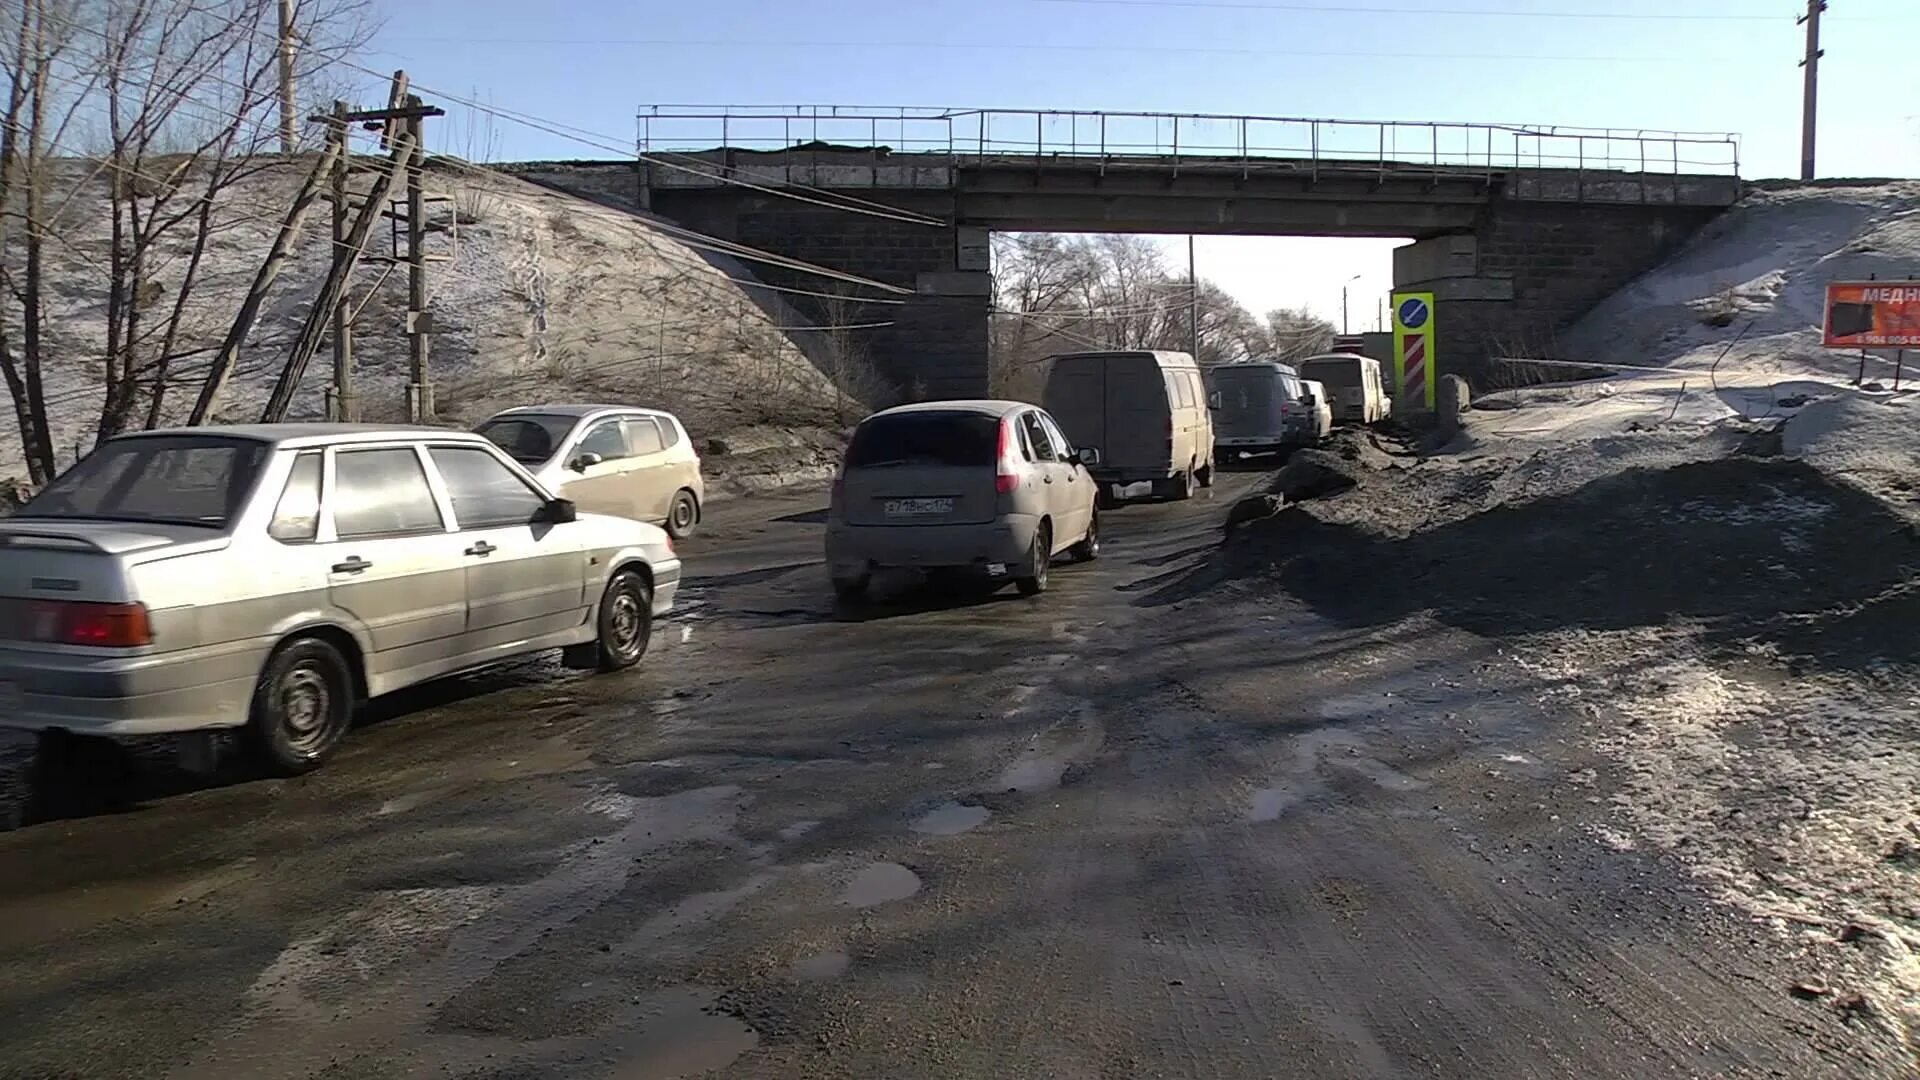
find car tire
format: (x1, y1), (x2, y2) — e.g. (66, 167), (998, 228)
(1197, 461), (1215, 489)
(1069, 510), (1100, 562)
(594, 570), (654, 672)
(1164, 468), (1195, 501)
(246, 637), (354, 776)
(1016, 523), (1052, 596)
(665, 489), (700, 540)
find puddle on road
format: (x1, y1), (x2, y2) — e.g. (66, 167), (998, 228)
(1245, 731), (1427, 822)
(841, 862), (921, 907)
(603, 988), (759, 1080)
(911, 801), (990, 836)
(1000, 757), (1068, 793)
(778, 820), (819, 841)
(788, 950), (851, 980)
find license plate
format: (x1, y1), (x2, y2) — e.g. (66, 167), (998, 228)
(883, 497), (953, 517)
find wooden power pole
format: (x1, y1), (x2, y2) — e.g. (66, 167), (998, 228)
(276, 0), (298, 154)
(187, 141), (342, 425)
(1799, 0), (1827, 181)
(326, 100), (354, 421)
(403, 92), (433, 422)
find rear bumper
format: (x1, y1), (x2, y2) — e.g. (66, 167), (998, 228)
(826, 516), (1038, 575)
(1089, 467), (1175, 485)
(0, 644), (258, 736)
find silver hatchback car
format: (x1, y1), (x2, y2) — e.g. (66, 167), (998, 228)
(825, 401), (1101, 600)
(0, 425), (680, 774)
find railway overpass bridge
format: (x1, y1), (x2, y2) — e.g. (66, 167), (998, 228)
(510, 107), (1743, 400)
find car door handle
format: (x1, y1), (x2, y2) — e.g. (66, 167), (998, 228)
(331, 557), (372, 575)
(464, 541), (497, 557)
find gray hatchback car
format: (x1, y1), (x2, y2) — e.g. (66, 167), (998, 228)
(0, 425), (679, 774)
(825, 400), (1101, 599)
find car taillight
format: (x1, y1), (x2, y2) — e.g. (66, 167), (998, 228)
(995, 419), (1020, 494)
(31, 601), (152, 647)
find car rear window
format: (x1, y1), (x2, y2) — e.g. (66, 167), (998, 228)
(1300, 360), (1363, 388)
(18, 435), (269, 528)
(845, 412), (999, 469)
(477, 414), (573, 465)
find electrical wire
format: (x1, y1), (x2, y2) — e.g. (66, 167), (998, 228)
(1030, 0), (1800, 21)
(372, 35), (1747, 64)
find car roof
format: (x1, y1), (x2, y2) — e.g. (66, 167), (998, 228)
(124, 423), (495, 451)
(1047, 349), (1197, 369)
(487, 403), (678, 421)
(863, 399), (1033, 421)
(1299, 353), (1373, 364)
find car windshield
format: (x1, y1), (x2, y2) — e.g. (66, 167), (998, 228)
(477, 414), (575, 465)
(17, 435), (269, 529)
(845, 411), (999, 468)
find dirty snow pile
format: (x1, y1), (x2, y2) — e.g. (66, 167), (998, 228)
(0, 159), (849, 482)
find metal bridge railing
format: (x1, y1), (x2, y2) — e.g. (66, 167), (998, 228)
(636, 105), (1742, 181)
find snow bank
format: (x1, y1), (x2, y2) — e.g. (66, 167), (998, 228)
(1563, 182), (1920, 387)
(0, 160), (846, 478)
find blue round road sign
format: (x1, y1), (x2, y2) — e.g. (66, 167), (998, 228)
(1398, 296), (1430, 330)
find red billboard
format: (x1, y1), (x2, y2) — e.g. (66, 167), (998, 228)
(1823, 282), (1920, 348)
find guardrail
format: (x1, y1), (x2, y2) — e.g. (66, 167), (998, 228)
(637, 104), (1742, 181)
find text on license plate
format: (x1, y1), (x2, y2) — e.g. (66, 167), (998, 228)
(883, 497), (954, 516)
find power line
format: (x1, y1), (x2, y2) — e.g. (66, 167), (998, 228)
(374, 35), (1748, 63)
(1030, 0), (1801, 20)
(30, 4), (947, 231)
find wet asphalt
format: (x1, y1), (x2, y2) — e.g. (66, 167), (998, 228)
(0, 467), (1902, 1079)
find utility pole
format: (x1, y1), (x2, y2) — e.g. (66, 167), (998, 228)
(1187, 234), (1199, 360)
(327, 99), (354, 421)
(403, 92), (433, 421)
(1799, 0), (1827, 181)
(188, 141), (342, 424)
(276, 0), (298, 154)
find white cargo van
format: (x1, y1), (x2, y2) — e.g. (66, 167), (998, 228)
(1296, 353), (1391, 425)
(1041, 350), (1214, 503)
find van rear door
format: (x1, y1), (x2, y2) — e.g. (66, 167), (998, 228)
(839, 411), (1001, 527)
(1102, 356), (1173, 472)
(1042, 355), (1107, 461)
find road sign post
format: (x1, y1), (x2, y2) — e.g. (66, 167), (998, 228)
(1391, 291), (1436, 411)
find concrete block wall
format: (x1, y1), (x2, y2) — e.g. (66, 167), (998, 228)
(644, 191), (988, 403)
(1396, 200), (1720, 390)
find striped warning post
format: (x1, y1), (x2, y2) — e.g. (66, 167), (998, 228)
(1402, 333), (1427, 400)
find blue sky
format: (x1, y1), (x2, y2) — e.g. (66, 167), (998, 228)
(361, 0), (1920, 324)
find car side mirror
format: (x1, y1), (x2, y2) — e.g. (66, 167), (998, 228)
(540, 497), (577, 524)
(569, 452), (602, 473)
(1076, 447), (1101, 466)
(1207, 390), (1222, 410)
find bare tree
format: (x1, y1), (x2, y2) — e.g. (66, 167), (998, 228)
(0, 0), (372, 481)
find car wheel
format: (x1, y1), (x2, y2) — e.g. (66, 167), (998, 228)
(1164, 467), (1195, 501)
(1197, 462), (1215, 489)
(1069, 510), (1100, 562)
(595, 569), (654, 672)
(247, 637), (354, 776)
(1016, 524), (1052, 596)
(666, 489), (700, 540)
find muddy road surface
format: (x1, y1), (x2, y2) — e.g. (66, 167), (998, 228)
(0, 468), (1894, 1079)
